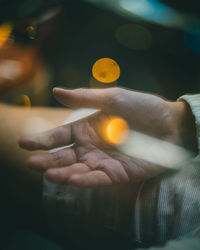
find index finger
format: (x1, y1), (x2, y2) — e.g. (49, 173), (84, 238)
(19, 123), (72, 150)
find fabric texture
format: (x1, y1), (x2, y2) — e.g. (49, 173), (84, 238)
(179, 94), (200, 152)
(43, 95), (200, 249)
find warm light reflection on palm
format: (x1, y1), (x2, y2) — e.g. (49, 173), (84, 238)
(19, 87), (185, 187)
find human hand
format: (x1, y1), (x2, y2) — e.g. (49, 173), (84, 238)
(19, 87), (195, 187)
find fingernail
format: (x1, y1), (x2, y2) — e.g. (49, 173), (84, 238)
(53, 87), (63, 92)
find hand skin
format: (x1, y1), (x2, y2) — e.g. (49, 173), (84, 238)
(19, 87), (197, 188)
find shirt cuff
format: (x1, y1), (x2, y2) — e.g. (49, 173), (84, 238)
(178, 95), (200, 154)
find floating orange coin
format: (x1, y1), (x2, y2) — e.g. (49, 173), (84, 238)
(92, 58), (120, 83)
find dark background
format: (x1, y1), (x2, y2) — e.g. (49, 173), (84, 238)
(39, 0), (200, 107)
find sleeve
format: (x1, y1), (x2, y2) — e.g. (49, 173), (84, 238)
(178, 94), (200, 153)
(136, 237), (200, 250)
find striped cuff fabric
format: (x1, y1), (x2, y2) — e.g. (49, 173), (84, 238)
(178, 94), (200, 154)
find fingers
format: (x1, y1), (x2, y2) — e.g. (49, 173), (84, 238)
(29, 152), (114, 187)
(45, 163), (90, 184)
(53, 87), (117, 111)
(68, 170), (113, 187)
(28, 148), (77, 172)
(19, 123), (72, 150)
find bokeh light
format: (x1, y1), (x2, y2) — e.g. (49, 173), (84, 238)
(105, 117), (129, 145)
(0, 23), (12, 48)
(23, 95), (31, 108)
(0, 45), (36, 93)
(119, 0), (183, 27)
(26, 25), (37, 40)
(92, 58), (120, 83)
(115, 24), (152, 50)
(84, 0), (200, 32)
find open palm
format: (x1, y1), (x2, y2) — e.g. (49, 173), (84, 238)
(19, 87), (184, 187)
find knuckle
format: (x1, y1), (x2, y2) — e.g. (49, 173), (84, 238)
(70, 148), (77, 163)
(105, 87), (121, 111)
(51, 152), (62, 167)
(105, 96), (116, 112)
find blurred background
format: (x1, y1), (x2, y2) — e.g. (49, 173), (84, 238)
(0, 0), (200, 109)
(1, 0), (200, 249)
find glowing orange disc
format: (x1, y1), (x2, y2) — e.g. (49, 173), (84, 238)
(105, 117), (129, 145)
(92, 58), (120, 83)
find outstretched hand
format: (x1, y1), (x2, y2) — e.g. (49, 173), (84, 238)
(19, 87), (191, 187)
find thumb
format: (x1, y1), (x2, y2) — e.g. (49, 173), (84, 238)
(53, 87), (117, 110)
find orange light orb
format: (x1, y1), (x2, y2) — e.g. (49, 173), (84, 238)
(23, 95), (31, 108)
(92, 58), (120, 83)
(105, 117), (129, 145)
(0, 23), (12, 48)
